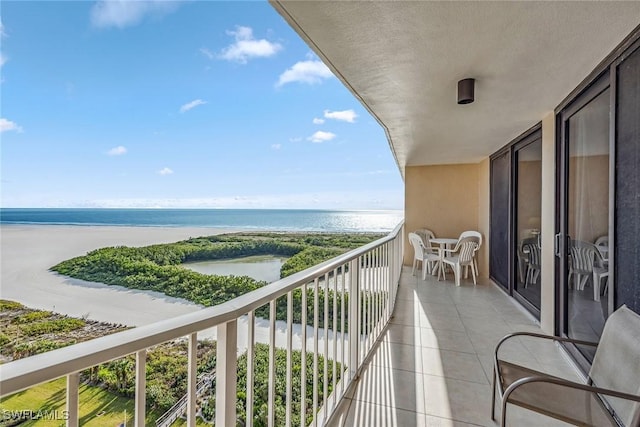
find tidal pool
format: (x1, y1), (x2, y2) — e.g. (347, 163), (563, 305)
(182, 255), (287, 283)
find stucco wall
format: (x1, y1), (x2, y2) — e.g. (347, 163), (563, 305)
(404, 163), (484, 275)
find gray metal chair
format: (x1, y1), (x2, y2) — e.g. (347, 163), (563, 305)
(492, 305), (640, 426)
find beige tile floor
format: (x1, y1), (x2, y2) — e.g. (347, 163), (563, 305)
(328, 267), (583, 427)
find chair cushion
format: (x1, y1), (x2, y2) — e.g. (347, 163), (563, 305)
(498, 360), (617, 426)
(589, 305), (640, 426)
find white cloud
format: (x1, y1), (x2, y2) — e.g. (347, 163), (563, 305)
(307, 131), (336, 143)
(180, 99), (207, 113)
(90, 0), (181, 29)
(0, 118), (22, 133)
(276, 59), (334, 87)
(324, 109), (357, 123)
(312, 118), (325, 125)
(107, 145), (127, 156)
(289, 137), (302, 143)
(271, 144), (281, 150)
(158, 167), (174, 175)
(199, 47), (214, 60)
(0, 19), (7, 72)
(219, 26), (282, 64)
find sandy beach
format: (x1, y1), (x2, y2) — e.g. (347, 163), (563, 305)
(0, 225), (232, 326)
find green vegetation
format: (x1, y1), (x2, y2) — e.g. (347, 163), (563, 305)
(0, 377), (155, 427)
(225, 343), (344, 426)
(0, 301), (126, 360)
(11, 310), (54, 324)
(51, 232), (383, 328)
(1, 232), (384, 425)
(0, 300), (24, 311)
(18, 318), (86, 337)
(91, 340), (217, 413)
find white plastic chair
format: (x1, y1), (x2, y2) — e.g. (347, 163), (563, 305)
(408, 232), (440, 280)
(415, 228), (438, 274)
(458, 230), (483, 276)
(569, 240), (609, 300)
(594, 235), (609, 263)
(441, 236), (480, 286)
(521, 238), (541, 287)
(414, 228), (436, 246)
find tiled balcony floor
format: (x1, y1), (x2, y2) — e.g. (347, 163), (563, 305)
(329, 267), (583, 426)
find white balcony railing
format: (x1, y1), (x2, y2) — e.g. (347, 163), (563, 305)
(0, 222), (404, 426)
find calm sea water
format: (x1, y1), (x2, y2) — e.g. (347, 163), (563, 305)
(0, 208), (403, 232)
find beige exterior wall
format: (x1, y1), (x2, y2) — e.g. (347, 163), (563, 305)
(404, 163), (486, 276)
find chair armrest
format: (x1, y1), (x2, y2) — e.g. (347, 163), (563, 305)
(499, 375), (640, 427)
(504, 374), (640, 404)
(494, 332), (598, 379)
(495, 332), (597, 359)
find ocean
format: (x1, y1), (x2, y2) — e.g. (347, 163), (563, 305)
(0, 208), (403, 233)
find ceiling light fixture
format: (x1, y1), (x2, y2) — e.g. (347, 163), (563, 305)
(457, 78), (475, 105)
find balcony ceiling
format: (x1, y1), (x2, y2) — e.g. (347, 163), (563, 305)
(271, 1), (640, 175)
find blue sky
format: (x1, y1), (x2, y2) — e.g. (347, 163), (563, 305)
(0, 1), (403, 210)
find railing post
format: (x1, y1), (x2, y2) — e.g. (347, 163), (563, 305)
(187, 333), (197, 427)
(216, 320), (237, 427)
(348, 258), (360, 380)
(135, 349), (146, 427)
(268, 302), (276, 427)
(246, 311), (255, 427)
(66, 372), (79, 427)
(390, 236), (397, 316)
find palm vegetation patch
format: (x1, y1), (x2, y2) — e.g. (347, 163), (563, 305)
(51, 232), (383, 327)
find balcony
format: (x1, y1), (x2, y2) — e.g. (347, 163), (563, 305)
(328, 267), (581, 427)
(0, 223), (585, 426)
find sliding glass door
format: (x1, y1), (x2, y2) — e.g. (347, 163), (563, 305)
(490, 128), (542, 318)
(513, 136), (542, 312)
(558, 74), (611, 361)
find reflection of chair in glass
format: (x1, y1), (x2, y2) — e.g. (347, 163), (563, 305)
(569, 240), (608, 300)
(517, 237), (540, 287)
(408, 232), (440, 280)
(441, 236), (480, 286)
(457, 230), (483, 275)
(592, 251), (609, 303)
(594, 235), (609, 262)
(522, 238), (541, 287)
(516, 241), (528, 284)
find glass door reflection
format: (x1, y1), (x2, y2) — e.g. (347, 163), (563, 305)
(514, 137), (542, 312)
(564, 87), (610, 361)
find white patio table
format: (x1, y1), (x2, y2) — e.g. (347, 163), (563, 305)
(429, 237), (459, 281)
